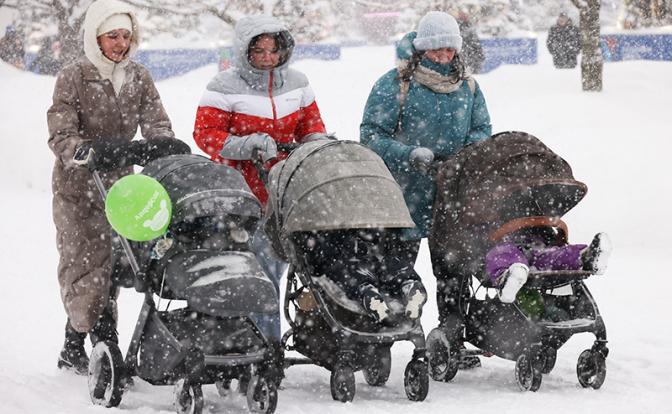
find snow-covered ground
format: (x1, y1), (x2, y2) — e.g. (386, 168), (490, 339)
(1, 39), (671, 413)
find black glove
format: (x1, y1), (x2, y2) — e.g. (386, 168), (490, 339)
(73, 138), (135, 172)
(133, 137), (191, 165)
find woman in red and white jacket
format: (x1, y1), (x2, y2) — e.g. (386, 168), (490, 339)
(193, 14), (327, 206)
(193, 15), (327, 340)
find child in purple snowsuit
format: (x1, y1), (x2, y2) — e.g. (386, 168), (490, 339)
(485, 217), (612, 303)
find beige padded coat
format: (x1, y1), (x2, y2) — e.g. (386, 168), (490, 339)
(47, 0), (175, 332)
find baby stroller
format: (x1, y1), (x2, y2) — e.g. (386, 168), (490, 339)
(265, 140), (430, 402)
(87, 154), (282, 414)
(426, 131), (608, 391)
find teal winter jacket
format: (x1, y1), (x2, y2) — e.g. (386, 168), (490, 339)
(360, 32), (492, 240)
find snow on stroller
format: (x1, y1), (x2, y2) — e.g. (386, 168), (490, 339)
(88, 154), (281, 414)
(265, 140), (430, 402)
(426, 131), (609, 391)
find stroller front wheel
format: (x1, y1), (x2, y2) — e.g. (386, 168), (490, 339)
(246, 374), (278, 414)
(362, 346), (392, 386)
(577, 349), (607, 389)
(174, 378), (203, 414)
(404, 359), (429, 401)
(88, 340), (124, 407)
(426, 328), (458, 382)
(515, 352), (543, 392)
(330, 365), (356, 402)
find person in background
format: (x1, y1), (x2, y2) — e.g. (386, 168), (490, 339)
(0, 24), (25, 69)
(48, 0), (189, 375)
(193, 14), (327, 340)
(360, 10), (491, 367)
(547, 12), (581, 69)
(29, 36), (63, 75)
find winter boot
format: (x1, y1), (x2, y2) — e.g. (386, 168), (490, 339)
(360, 284), (391, 324)
(401, 280), (427, 319)
(581, 233), (612, 275)
(498, 263), (529, 303)
(57, 319), (89, 375)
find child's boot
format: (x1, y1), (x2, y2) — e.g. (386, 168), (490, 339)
(581, 233), (612, 275)
(498, 263), (529, 303)
(360, 284), (391, 324)
(57, 319), (89, 375)
(401, 280), (427, 319)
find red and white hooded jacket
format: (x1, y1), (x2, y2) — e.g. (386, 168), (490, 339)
(193, 15), (326, 206)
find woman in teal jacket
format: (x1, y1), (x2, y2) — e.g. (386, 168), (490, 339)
(361, 11), (491, 261)
(361, 13), (491, 362)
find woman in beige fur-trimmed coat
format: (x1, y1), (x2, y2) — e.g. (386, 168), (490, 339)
(47, 0), (181, 374)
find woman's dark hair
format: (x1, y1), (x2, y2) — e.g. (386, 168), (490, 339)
(398, 51), (468, 84)
(398, 51), (423, 82)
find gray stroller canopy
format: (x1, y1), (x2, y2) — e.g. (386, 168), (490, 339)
(267, 140), (414, 235)
(142, 154), (262, 224)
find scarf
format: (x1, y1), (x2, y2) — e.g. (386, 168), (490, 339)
(397, 58), (465, 94)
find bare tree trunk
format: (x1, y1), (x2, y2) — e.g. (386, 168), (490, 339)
(572, 0), (603, 91)
(52, 0), (85, 65)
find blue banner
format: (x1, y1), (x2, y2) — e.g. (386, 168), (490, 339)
(600, 33), (672, 62)
(480, 38), (538, 73)
(134, 48), (219, 81)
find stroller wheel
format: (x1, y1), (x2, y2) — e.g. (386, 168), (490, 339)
(515, 353), (542, 392)
(577, 349), (607, 389)
(246, 374), (278, 414)
(88, 340), (124, 407)
(426, 328), (458, 382)
(174, 378), (204, 414)
(404, 359), (429, 402)
(362, 346), (392, 386)
(330, 365), (356, 402)
(541, 346), (557, 374)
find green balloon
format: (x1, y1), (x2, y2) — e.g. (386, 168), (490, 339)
(105, 174), (172, 241)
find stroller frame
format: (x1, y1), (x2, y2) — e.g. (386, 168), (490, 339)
(281, 253), (429, 402)
(87, 169), (281, 414)
(427, 268), (608, 392)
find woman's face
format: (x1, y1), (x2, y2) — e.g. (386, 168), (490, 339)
(249, 35), (280, 70)
(425, 47), (457, 65)
(97, 29), (131, 63)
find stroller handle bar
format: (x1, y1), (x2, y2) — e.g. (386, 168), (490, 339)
(90, 170), (144, 282)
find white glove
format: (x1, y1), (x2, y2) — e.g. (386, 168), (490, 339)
(409, 147), (434, 173)
(220, 133), (278, 163)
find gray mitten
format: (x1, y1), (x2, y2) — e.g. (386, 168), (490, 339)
(409, 147), (434, 173)
(220, 133), (278, 162)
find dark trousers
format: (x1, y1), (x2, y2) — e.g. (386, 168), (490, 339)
(301, 230), (421, 302)
(384, 237), (421, 266)
(430, 250), (471, 330)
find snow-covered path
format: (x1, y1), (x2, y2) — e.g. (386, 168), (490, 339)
(1, 40), (670, 413)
